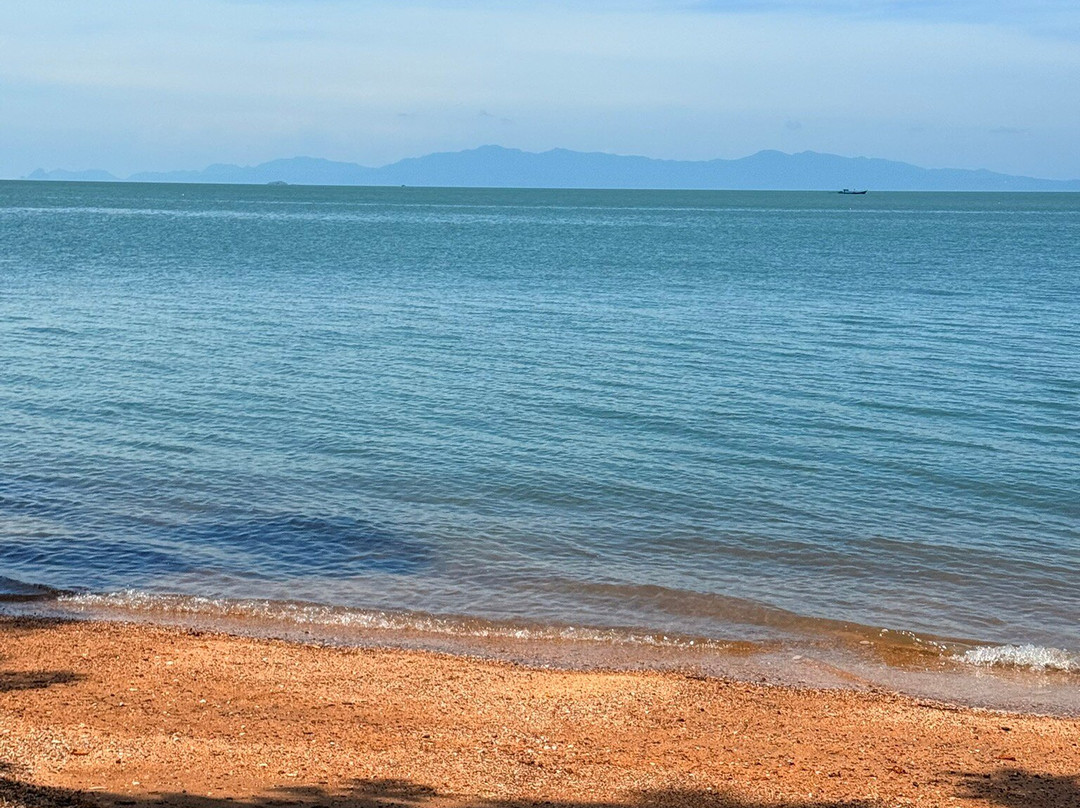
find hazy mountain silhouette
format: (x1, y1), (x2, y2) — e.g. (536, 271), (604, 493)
(26, 168), (120, 182)
(26, 145), (1080, 190)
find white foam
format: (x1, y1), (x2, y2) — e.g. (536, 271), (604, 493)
(58, 590), (721, 649)
(954, 644), (1080, 673)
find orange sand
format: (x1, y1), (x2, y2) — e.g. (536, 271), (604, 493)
(1, 618), (1078, 808)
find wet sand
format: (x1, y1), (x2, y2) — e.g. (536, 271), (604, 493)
(0, 618), (1077, 808)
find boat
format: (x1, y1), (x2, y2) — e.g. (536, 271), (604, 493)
(838, 188), (867, 195)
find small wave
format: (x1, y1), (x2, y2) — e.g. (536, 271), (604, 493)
(954, 644), (1079, 673)
(0, 576), (61, 602)
(59, 591), (727, 650)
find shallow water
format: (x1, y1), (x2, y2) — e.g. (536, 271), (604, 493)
(1, 182), (1078, 710)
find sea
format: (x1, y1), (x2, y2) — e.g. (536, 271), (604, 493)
(1, 181), (1078, 714)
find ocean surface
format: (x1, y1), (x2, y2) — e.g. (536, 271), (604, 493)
(1, 182), (1078, 711)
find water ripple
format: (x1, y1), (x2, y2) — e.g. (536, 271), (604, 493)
(1, 183), (1077, 663)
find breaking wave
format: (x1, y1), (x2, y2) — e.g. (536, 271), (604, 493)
(954, 644), (1080, 673)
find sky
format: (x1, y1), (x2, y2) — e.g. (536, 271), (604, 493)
(1, 0), (1078, 179)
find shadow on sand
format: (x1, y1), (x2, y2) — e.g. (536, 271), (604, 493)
(0, 617), (85, 693)
(0, 778), (878, 808)
(0, 771), (1077, 808)
(0, 670), (82, 693)
(949, 768), (1080, 808)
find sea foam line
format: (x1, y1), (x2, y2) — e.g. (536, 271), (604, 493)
(58, 590), (722, 649)
(953, 644), (1079, 673)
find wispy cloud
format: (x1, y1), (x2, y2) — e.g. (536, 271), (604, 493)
(0, 0), (1077, 179)
(479, 110), (515, 125)
(691, 0), (1079, 22)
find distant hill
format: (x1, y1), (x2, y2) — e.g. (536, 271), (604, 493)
(25, 146), (1080, 191)
(26, 168), (120, 183)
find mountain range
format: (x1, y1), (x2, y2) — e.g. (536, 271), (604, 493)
(24, 145), (1080, 191)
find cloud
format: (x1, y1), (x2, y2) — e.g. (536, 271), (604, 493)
(0, 0), (1077, 179)
(691, 0), (1080, 23)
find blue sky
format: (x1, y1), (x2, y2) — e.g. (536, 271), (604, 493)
(1, 0), (1078, 178)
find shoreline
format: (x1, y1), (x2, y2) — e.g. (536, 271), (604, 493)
(5, 593), (1080, 719)
(2, 617), (1079, 807)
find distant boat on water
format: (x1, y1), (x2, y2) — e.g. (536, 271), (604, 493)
(838, 188), (867, 195)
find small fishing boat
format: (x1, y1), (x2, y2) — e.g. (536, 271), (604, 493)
(838, 188), (867, 195)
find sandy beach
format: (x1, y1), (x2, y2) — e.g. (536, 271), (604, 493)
(0, 618), (1077, 808)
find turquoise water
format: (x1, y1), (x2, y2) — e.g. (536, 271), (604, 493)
(1, 182), (1078, 694)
